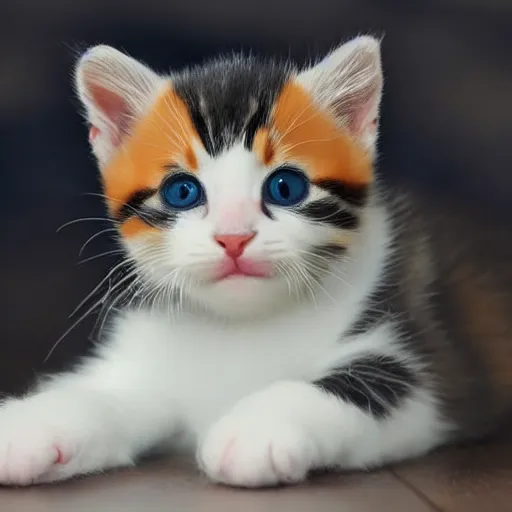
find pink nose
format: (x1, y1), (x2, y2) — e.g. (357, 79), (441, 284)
(214, 233), (256, 259)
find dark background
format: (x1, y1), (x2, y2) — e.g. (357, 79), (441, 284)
(2, 1), (511, 394)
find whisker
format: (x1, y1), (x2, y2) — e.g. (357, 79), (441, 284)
(280, 135), (340, 155)
(161, 95), (188, 146)
(69, 257), (135, 318)
(42, 265), (140, 364)
(288, 259), (318, 306)
(56, 217), (117, 233)
(274, 261), (294, 297)
(78, 249), (124, 265)
(95, 274), (144, 339)
(84, 191), (165, 230)
(297, 251), (352, 288)
(78, 228), (119, 257)
(272, 105), (322, 146)
(274, 107), (325, 143)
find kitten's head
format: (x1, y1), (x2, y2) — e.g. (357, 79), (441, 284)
(74, 36), (383, 318)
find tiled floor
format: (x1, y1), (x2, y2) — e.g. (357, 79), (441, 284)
(0, 437), (511, 512)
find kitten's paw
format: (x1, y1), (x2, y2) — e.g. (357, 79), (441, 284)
(199, 413), (318, 488)
(0, 422), (74, 486)
(0, 395), (135, 486)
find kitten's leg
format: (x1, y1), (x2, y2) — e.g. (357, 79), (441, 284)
(0, 319), (177, 485)
(199, 351), (449, 488)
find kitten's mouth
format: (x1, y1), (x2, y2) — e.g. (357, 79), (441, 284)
(213, 258), (271, 282)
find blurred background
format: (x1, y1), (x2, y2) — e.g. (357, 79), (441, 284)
(2, 0), (511, 394)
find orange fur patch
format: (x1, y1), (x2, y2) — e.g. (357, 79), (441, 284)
(270, 81), (372, 186)
(120, 217), (159, 238)
(103, 83), (202, 237)
(105, 81), (371, 239)
(253, 127), (275, 166)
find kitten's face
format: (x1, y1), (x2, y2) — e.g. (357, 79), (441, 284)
(75, 37), (382, 316)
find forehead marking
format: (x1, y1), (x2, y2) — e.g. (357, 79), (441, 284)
(103, 83), (202, 216)
(270, 81), (372, 186)
(253, 127), (275, 166)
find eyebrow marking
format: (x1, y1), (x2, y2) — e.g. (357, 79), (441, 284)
(116, 188), (157, 221)
(314, 179), (369, 207)
(253, 127), (275, 166)
(297, 199), (359, 230)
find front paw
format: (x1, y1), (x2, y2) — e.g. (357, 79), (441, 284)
(0, 395), (128, 486)
(198, 412), (318, 488)
(0, 405), (76, 486)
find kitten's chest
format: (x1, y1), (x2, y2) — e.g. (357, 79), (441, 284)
(159, 304), (348, 433)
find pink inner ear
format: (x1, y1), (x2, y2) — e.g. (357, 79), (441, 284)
(89, 126), (100, 143)
(348, 98), (378, 138)
(88, 83), (128, 147)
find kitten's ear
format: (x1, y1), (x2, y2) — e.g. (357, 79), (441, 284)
(297, 36), (383, 154)
(74, 45), (165, 167)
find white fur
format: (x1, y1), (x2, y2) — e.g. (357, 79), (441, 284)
(0, 37), (450, 487)
(0, 201), (448, 486)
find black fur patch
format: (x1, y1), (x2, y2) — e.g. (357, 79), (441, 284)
(137, 207), (177, 228)
(345, 288), (393, 337)
(116, 189), (176, 229)
(244, 101), (271, 150)
(301, 243), (346, 277)
(312, 243), (346, 260)
(173, 56), (290, 156)
(186, 102), (215, 155)
(314, 180), (369, 207)
(116, 189), (156, 221)
(298, 200), (359, 230)
(314, 355), (417, 418)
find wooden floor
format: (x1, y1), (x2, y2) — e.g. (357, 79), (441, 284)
(1, 436), (511, 512)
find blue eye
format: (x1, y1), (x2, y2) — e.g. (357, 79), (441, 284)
(263, 167), (309, 207)
(160, 173), (205, 210)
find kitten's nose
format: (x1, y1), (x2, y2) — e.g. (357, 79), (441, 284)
(214, 233), (256, 259)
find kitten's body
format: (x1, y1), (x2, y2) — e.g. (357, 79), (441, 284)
(1, 37), (510, 487)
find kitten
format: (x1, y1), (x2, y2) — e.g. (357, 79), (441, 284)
(1, 35), (511, 488)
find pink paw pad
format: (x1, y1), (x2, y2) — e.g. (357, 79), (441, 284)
(53, 445), (68, 465)
(217, 437), (237, 477)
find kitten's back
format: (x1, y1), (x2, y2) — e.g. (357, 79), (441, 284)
(383, 182), (512, 439)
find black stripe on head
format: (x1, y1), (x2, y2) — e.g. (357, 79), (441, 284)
(172, 56), (290, 156)
(185, 102), (215, 155)
(298, 199), (359, 230)
(314, 355), (417, 419)
(314, 180), (369, 207)
(244, 101), (270, 150)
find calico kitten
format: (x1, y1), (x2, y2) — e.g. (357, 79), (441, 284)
(1, 35), (511, 488)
